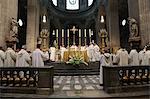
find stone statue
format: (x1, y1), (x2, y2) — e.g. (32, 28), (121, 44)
(128, 17), (139, 39)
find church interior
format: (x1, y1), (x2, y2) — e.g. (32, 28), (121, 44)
(0, 0), (150, 98)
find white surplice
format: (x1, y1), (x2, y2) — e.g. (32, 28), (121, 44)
(4, 48), (16, 67)
(143, 50), (150, 65)
(139, 49), (146, 65)
(16, 49), (31, 67)
(32, 48), (48, 67)
(129, 49), (139, 65)
(116, 48), (129, 66)
(49, 47), (56, 61)
(99, 53), (111, 85)
(0, 50), (5, 67)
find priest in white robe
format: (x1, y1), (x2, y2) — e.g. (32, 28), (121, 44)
(0, 46), (5, 67)
(32, 44), (49, 67)
(143, 45), (150, 65)
(116, 48), (129, 66)
(129, 47), (139, 65)
(139, 46), (146, 65)
(99, 50), (112, 85)
(49, 46), (56, 61)
(16, 45), (31, 67)
(60, 45), (67, 61)
(4, 45), (16, 67)
(70, 43), (78, 51)
(88, 43), (95, 61)
(93, 43), (101, 61)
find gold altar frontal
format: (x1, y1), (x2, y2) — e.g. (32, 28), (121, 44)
(63, 50), (89, 62)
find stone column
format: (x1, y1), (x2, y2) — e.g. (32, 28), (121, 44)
(106, 0), (120, 51)
(128, 0), (150, 47)
(138, 0), (150, 47)
(26, 0), (40, 51)
(0, 0), (18, 49)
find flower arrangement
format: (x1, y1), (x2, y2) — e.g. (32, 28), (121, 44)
(66, 53), (88, 66)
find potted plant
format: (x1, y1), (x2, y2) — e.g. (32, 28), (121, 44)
(66, 53), (88, 67)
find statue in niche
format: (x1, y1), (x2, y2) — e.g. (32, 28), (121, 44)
(6, 17), (19, 50)
(40, 29), (49, 50)
(128, 17), (139, 39)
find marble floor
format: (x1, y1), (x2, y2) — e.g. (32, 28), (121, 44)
(53, 75), (103, 91)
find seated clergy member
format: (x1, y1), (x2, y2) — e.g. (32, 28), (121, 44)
(0, 46), (5, 67)
(32, 44), (49, 67)
(16, 45), (31, 67)
(4, 44), (16, 67)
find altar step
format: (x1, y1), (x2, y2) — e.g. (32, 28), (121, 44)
(45, 62), (100, 76)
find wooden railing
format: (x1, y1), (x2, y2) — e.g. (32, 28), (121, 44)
(103, 65), (150, 93)
(0, 66), (54, 94)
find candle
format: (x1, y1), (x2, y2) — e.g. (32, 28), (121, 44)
(79, 29), (81, 37)
(89, 29), (91, 37)
(56, 29), (58, 37)
(62, 29), (64, 37)
(84, 29), (86, 37)
(67, 29), (69, 37)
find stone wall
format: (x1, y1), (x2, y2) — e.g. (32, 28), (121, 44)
(0, 0), (18, 49)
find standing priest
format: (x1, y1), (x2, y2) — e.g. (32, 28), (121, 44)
(0, 46), (5, 67)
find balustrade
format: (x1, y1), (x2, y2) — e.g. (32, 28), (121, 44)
(0, 66), (54, 94)
(103, 65), (150, 93)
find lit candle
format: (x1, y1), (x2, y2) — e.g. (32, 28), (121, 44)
(62, 29), (64, 37)
(91, 31), (93, 35)
(52, 30), (55, 35)
(84, 29), (86, 37)
(79, 29), (81, 37)
(67, 29), (69, 37)
(56, 29), (58, 37)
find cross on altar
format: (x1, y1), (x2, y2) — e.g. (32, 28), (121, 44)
(70, 26), (78, 44)
(70, 26), (78, 34)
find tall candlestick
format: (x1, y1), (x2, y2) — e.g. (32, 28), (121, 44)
(79, 29), (81, 37)
(62, 29), (64, 37)
(67, 29), (69, 37)
(84, 29), (86, 37)
(56, 29), (58, 38)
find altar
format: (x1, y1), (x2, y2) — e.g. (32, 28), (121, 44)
(63, 50), (89, 62)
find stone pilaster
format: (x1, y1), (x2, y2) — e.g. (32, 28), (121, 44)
(106, 0), (120, 51)
(138, 0), (150, 46)
(0, 0), (18, 49)
(26, 0), (40, 51)
(128, 0), (150, 47)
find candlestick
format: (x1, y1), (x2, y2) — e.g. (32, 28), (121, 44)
(62, 29), (64, 37)
(56, 29), (58, 38)
(79, 29), (81, 37)
(67, 29), (69, 37)
(84, 29), (86, 37)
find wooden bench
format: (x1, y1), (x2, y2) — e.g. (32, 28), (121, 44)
(0, 66), (54, 95)
(103, 65), (150, 93)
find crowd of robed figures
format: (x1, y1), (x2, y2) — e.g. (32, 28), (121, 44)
(0, 43), (150, 86)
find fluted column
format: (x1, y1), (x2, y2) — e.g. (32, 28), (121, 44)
(0, 0), (18, 49)
(26, 0), (40, 51)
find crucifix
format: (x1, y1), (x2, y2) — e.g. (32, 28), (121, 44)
(70, 26), (78, 45)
